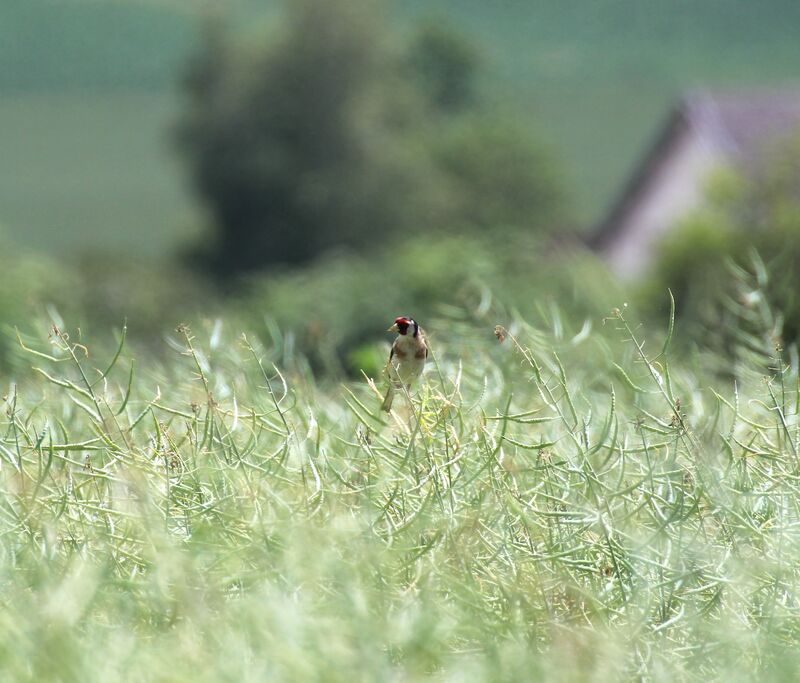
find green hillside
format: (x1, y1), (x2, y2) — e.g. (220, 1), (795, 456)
(6, 0), (797, 93)
(0, 0), (192, 91)
(0, 92), (199, 259)
(1, 0), (799, 255)
(399, 0), (800, 221)
(403, 0), (800, 83)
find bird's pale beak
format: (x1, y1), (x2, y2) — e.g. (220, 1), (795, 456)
(387, 323), (399, 333)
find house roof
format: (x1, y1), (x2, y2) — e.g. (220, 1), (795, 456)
(591, 87), (800, 250)
(684, 89), (800, 159)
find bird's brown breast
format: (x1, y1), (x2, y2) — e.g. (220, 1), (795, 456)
(393, 345), (408, 359)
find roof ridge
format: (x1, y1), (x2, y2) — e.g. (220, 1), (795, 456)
(680, 91), (740, 156)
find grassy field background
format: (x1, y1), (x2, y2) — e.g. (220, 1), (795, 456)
(3, 4), (800, 678)
(3, 281), (800, 680)
(0, 92), (198, 259)
(1, 0), (800, 255)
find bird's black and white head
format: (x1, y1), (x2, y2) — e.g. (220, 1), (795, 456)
(388, 316), (419, 337)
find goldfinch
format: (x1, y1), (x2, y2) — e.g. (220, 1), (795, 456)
(381, 316), (428, 412)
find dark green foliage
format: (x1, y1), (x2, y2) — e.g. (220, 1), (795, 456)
(431, 116), (565, 232)
(0, 240), (69, 370)
(0, 241), (210, 374)
(642, 138), (800, 348)
(236, 233), (617, 376)
(406, 20), (481, 113)
(177, 0), (437, 273)
(176, 0), (566, 276)
(0, 232), (616, 380)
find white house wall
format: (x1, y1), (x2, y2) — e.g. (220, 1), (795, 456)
(604, 127), (722, 279)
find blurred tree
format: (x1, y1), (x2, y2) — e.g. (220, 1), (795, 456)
(642, 136), (800, 346)
(178, 0), (418, 273)
(176, 0), (567, 276)
(406, 20), (480, 114)
(432, 116), (565, 232)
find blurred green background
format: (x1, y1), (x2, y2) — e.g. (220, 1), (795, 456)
(3, 0), (800, 258)
(1, 0), (800, 373)
(4, 6), (800, 679)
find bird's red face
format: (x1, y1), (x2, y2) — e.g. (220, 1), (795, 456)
(388, 316), (413, 335)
